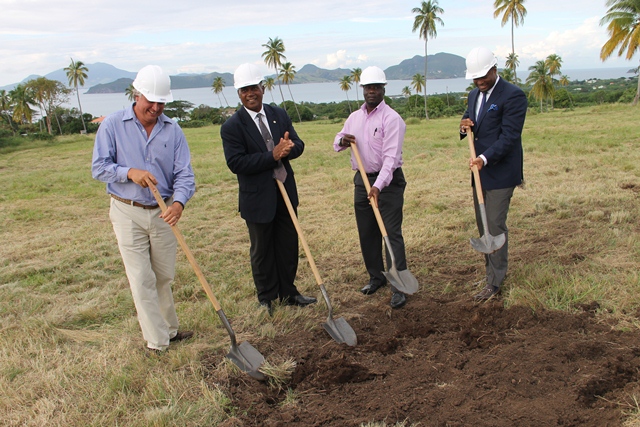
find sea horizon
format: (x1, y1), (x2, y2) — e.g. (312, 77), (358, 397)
(71, 67), (635, 118)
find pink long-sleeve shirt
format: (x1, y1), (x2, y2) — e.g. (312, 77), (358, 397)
(333, 100), (406, 191)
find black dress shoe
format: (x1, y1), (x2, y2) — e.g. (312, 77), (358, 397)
(473, 285), (500, 301)
(170, 331), (194, 342)
(390, 292), (406, 309)
(361, 281), (387, 295)
(285, 295), (317, 307)
(260, 300), (274, 316)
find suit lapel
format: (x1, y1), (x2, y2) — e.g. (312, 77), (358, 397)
(263, 105), (280, 146)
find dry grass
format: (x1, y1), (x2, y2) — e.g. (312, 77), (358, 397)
(1, 104), (639, 425)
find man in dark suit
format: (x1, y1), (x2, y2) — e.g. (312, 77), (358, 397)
(221, 63), (316, 314)
(460, 47), (528, 301)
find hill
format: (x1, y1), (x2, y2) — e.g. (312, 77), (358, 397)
(1, 53), (467, 94)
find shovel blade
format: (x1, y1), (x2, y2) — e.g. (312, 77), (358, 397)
(323, 316), (357, 347)
(383, 267), (419, 295)
(226, 341), (266, 380)
(470, 232), (506, 254)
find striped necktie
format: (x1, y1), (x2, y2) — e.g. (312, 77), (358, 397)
(256, 113), (287, 183)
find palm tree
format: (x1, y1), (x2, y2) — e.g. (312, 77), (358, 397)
(125, 84), (135, 102)
(559, 74), (574, 108)
(493, 0), (527, 84)
(211, 76), (229, 107)
(412, 0), (444, 120)
(505, 53), (520, 84)
(600, 0), (640, 105)
(411, 73), (425, 109)
(339, 75), (353, 113)
(526, 60), (553, 112)
(264, 77), (276, 104)
(278, 62), (302, 122)
(401, 86), (412, 98)
(545, 54), (563, 109)
(351, 68), (362, 105)
(261, 36), (287, 105)
(9, 83), (35, 125)
(0, 89), (15, 130)
(64, 58), (89, 133)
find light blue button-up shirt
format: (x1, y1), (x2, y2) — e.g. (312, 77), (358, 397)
(91, 105), (195, 207)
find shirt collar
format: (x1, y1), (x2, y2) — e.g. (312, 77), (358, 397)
(244, 106), (265, 122)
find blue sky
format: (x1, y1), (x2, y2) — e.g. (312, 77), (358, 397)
(0, 0), (636, 87)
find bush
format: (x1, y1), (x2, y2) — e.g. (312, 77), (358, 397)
(179, 120), (208, 128)
(29, 132), (55, 141)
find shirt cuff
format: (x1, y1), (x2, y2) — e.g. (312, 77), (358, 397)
(479, 154), (488, 166)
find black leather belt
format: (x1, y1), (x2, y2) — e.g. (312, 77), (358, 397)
(366, 172), (379, 178)
(110, 194), (168, 210)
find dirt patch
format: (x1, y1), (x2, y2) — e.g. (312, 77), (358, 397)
(203, 292), (640, 426)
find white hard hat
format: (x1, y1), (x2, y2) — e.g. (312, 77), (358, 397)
(132, 65), (173, 103)
(465, 47), (498, 79)
(234, 63), (264, 89)
(360, 66), (387, 86)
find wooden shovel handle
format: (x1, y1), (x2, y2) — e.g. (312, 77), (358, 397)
(467, 131), (485, 205)
(350, 142), (389, 237)
(147, 181), (222, 312)
(276, 180), (324, 287)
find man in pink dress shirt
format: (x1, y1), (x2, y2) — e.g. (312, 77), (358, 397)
(333, 66), (409, 309)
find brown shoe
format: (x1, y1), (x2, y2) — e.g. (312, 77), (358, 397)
(473, 285), (500, 301)
(170, 331), (194, 342)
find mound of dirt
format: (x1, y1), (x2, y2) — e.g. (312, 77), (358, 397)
(206, 292), (640, 426)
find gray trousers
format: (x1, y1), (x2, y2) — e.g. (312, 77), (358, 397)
(473, 186), (515, 290)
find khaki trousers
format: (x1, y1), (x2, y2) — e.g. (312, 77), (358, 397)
(109, 198), (179, 350)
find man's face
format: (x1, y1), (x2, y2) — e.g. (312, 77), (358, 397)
(134, 94), (165, 125)
(363, 84), (385, 109)
(238, 84), (264, 112)
(473, 66), (498, 92)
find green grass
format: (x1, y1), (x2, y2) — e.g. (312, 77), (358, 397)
(1, 103), (640, 425)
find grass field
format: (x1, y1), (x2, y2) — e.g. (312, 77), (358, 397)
(1, 104), (639, 426)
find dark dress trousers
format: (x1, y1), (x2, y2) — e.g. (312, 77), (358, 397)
(221, 104), (305, 302)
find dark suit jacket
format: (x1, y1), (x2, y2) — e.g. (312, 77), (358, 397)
(462, 77), (527, 191)
(221, 104), (304, 223)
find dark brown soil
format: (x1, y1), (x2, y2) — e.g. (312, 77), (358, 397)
(203, 289), (640, 427)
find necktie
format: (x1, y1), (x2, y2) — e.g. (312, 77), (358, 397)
(256, 113), (287, 183)
(477, 91), (487, 121)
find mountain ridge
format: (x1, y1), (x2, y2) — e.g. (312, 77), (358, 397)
(0, 53), (466, 94)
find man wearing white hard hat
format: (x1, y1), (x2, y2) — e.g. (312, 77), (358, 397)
(221, 63), (316, 316)
(459, 47), (528, 301)
(92, 65), (196, 352)
(334, 66), (410, 309)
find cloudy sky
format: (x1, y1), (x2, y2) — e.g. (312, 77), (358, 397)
(0, 0), (635, 87)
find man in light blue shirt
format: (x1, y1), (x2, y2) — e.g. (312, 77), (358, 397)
(92, 65), (196, 352)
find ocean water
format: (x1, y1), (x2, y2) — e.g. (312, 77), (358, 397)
(71, 67), (634, 118)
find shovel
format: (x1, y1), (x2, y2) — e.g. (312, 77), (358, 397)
(467, 131), (506, 254)
(148, 181), (265, 380)
(276, 180), (357, 346)
(350, 143), (419, 295)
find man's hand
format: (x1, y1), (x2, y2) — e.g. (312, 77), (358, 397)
(460, 118), (474, 134)
(340, 134), (356, 147)
(273, 131), (294, 161)
(368, 186), (381, 207)
(469, 157), (484, 171)
(160, 202), (184, 226)
(128, 168), (157, 188)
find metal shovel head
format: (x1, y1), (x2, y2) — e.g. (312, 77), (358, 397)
(323, 316), (357, 347)
(383, 266), (419, 295)
(470, 232), (506, 254)
(226, 341), (266, 380)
